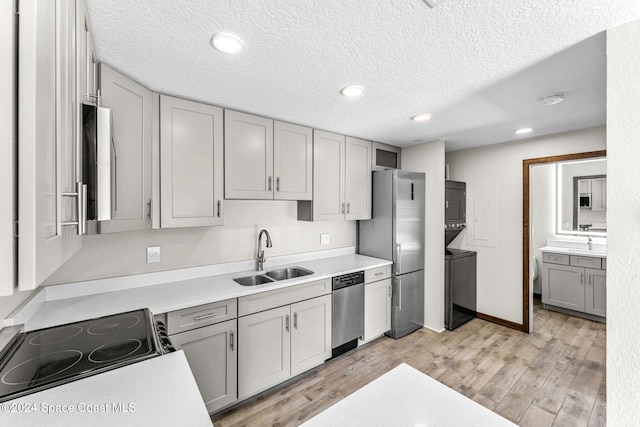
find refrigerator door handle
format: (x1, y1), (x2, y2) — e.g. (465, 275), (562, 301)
(395, 243), (402, 275)
(395, 278), (402, 310)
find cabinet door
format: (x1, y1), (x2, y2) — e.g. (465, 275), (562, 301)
(99, 64), (153, 233)
(541, 263), (585, 312)
(170, 320), (237, 413)
(224, 110), (274, 200)
(75, 0), (96, 105)
(591, 178), (606, 212)
(160, 95), (223, 227)
(585, 268), (606, 317)
(291, 295), (331, 376)
(345, 137), (372, 220)
(238, 306), (291, 399)
(312, 130), (345, 221)
(273, 121), (312, 201)
(363, 278), (392, 342)
(18, 0), (82, 290)
(1, 1), (16, 296)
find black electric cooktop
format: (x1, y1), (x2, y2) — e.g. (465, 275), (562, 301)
(0, 309), (162, 402)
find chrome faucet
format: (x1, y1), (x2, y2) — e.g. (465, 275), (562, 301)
(587, 236), (593, 251)
(256, 229), (273, 271)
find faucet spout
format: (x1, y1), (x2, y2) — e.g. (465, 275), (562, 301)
(256, 229), (273, 271)
(587, 236), (593, 251)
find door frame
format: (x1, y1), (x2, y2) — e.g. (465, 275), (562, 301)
(522, 150), (606, 333)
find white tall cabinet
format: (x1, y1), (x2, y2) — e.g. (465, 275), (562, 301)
(18, 0), (84, 291)
(362, 266), (392, 343)
(160, 95), (224, 228)
(98, 64), (153, 233)
(298, 130), (371, 221)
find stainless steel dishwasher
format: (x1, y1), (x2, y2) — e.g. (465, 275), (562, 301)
(331, 271), (365, 358)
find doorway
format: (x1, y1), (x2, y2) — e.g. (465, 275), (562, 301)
(521, 150), (606, 332)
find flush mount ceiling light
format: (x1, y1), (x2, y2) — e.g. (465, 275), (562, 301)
(340, 85), (364, 97)
(411, 113), (432, 122)
(541, 92), (565, 106)
(211, 32), (244, 54)
(515, 127), (533, 134)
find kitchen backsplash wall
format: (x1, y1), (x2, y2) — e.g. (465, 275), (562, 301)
(43, 200), (355, 285)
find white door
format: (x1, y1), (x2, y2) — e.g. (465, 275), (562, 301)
(313, 130), (345, 221)
(291, 295), (332, 376)
(99, 64), (153, 233)
(170, 320), (238, 413)
(18, 0), (82, 290)
(160, 95), (224, 227)
(238, 306), (291, 399)
(363, 278), (392, 342)
(345, 136), (372, 220)
(273, 121), (312, 201)
(224, 110), (274, 200)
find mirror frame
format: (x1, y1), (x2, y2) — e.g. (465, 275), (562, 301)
(522, 150), (606, 333)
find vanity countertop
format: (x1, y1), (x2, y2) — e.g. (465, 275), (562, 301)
(539, 245), (606, 258)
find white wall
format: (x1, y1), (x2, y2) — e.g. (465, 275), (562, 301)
(530, 163), (555, 294)
(42, 200), (355, 285)
(445, 126), (605, 324)
(607, 18), (640, 426)
(401, 140), (445, 332)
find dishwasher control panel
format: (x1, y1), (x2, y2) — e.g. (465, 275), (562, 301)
(332, 271), (364, 290)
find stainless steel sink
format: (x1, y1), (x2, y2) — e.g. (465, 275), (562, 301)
(265, 267), (313, 281)
(233, 274), (274, 286)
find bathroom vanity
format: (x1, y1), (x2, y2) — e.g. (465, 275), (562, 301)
(540, 247), (606, 321)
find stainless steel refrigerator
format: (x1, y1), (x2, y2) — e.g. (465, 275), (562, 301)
(358, 170), (425, 339)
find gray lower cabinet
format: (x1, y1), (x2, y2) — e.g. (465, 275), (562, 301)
(238, 294), (331, 399)
(169, 319), (237, 413)
(541, 252), (606, 318)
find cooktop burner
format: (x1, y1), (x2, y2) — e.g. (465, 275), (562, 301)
(0, 309), (162, 403)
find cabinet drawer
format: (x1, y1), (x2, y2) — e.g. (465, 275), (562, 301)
(570, 255), (602, 269)
(365, 265), (391, 283)
(238, 278), (331, 316)
(167, 298), (238, 334)
(542, 252), (570, 265)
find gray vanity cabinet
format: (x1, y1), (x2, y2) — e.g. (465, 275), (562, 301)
(541, 251), (606, 319)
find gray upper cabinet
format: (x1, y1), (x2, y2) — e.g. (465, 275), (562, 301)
(298, 130), (371, 221)
(98, 64), (153, 233)
(225, 111), (313, 201)
(273, 121), (313, 201)
(224, 110), (274, 200)
(18, 0), (83, 290)
(160, 95), (224, 228)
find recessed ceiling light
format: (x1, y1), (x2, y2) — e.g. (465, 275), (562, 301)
(541, 92), (565, 106)
(211, 32), (244, 54)
(515, 127), (533, 134)
(411, 113), (432, 122)
(340, 85), (364, 97)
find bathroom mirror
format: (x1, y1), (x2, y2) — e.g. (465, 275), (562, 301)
(557, 158), (607, 235)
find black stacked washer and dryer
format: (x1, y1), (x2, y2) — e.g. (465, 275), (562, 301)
(445, 180), (477, 331)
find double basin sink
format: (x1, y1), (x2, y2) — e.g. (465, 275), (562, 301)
(233, 267), (313, 286)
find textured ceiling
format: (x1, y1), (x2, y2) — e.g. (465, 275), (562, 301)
(86, 0), (640, 151)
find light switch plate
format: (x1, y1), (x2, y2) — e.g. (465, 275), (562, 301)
(147, 246), (160, 263)
(320, 233), (330, 245)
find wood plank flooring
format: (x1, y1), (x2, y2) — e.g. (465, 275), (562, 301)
(211, 301), (606, 427)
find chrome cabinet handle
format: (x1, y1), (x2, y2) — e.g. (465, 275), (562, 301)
(346, 202), (350, 214)
(217, 200), (221, 217)
(194, 313), (217, 321)
(341, 202), (345, 214)
(276, 177), (280, 192)
(230, 331), (234, 351)
(268, 176), (272, 191)
(294, 312), (298, 329)
(580, 273), (584, 285)
(147, 199), (152, 219)
(61, 182), (87, 235)
(388, 284), (392, 297)
(285, 314), (290, 332)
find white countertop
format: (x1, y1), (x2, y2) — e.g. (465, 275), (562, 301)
(302, 363), (516, 427)
(539, 245), (607, 258)
(22, 254), (391, 331)
(2, 351), (211, 427)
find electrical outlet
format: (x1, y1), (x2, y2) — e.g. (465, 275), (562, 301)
(320, 233), (330, 245)
(147, 246), (160, 264)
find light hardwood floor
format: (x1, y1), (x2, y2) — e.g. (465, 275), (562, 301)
(211, 301), (606, 427)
